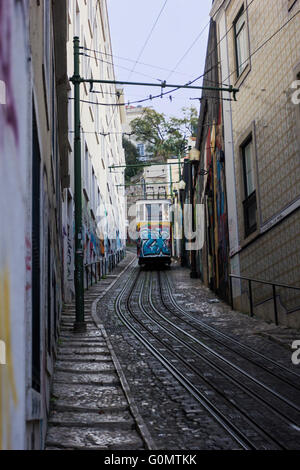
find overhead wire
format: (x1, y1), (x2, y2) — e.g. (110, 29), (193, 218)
(81, 52), (163, 82)
(165, 0), (228, 81)
(222, 8), (300, 85)
(166, 21), (210, 81)
(80, 46), (195, 78)
(73, 64), (220, 109)
(127, 0), (169, 80)
(81, 45), (224, 88)
(77, 0), (295, 131)
(199, 0), (256, 87)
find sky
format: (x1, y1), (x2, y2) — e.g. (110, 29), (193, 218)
(106, 0), (213, 119)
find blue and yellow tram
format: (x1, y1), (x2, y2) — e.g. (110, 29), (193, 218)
(136, 199), (172, 266)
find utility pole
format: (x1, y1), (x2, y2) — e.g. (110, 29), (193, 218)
(68, 35), (238, 329)
(71, 36), (86, 332)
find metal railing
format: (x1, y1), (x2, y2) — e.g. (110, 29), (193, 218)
(84, 249), (126, 290)
(229, 274), (300, 325)
(84, 261), (101, 290)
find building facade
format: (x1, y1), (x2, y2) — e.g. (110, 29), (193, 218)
(123, 105), (153, 161)
(211, 0), (300, 326)
(190, 18), (230, 301)
(0, 0), (69, 449)
(64, 0), (126, 300)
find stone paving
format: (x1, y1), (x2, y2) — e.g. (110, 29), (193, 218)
(45, 253), (147, 450)
(168, 260), (300, 362)
(96, 258), (300, 450)
(46, 252), (300, 450)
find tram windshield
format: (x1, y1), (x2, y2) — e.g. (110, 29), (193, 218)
(137, 202), (170, 222)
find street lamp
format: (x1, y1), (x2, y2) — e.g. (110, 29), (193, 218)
(178, 179), (186, 191)
(189, 147), (200, 162)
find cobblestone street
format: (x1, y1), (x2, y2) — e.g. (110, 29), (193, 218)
(46, 253), (300, 450)
(2, 0), (300, 452)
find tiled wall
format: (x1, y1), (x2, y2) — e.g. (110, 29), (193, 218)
(225, 0), (300, 325)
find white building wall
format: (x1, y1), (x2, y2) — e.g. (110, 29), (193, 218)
(65, 0), (126, 298)
(123, 105), (153, 161)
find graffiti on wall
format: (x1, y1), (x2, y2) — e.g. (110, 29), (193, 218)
(0, 1), (20, 146)
(0, 0), (27, 449)
(199, 103), (229, 299)
(0, 268), (18, 450)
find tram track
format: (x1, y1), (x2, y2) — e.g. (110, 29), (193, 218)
(115, 267), (258, 449)
(152, 272), (300, 413)
(147, 273), (300, 427)
(145, 271), (300, 446)
(114, 266), (300, 449)
(161, 270), (300, 387)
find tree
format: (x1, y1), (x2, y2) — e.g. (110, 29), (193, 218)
(122, 137), (141, 182)
(130, 106), (198, 159)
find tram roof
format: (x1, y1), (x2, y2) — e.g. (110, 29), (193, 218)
(136, 199), (172, 205)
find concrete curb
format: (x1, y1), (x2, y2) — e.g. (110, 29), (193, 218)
(91, 255), (157, 451)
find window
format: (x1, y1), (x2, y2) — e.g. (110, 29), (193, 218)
(241, 138), (257, 237)
(91, 168), (95, 210)
(88, 0), (93, 26)
(84, 144), (90, 199)
(32, 106), (41, 392)
(234, 6), (249, 77)
(75, 1), (80, 37)
(145, 204), (163, 222)
(137, 143), (145, 157)
(137, 204), (145, 222)
(83, 38), (88, 79)
(44, 0), (51, 90)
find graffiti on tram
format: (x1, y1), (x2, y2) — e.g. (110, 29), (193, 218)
(138, 223), (171, 258)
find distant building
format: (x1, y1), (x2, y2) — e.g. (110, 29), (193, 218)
(123, 105), (153, 161)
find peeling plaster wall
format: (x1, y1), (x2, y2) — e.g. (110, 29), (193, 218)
(0, 0), (30, 450)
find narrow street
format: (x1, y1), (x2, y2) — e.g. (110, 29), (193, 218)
(46, 252), (300, 450)
(1, 0), (299, 454)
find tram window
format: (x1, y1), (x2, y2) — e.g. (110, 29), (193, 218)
(145, 203), (163, 221)
(145, 204), (151, 221)
(163, 204), (169, 221)
(137, 204), (144, 221)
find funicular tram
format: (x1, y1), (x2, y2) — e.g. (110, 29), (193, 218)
(136, 194), (172, 266)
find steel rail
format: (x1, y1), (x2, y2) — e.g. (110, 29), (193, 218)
(114, 268), (258, 450)
(144, 272), (300, 433)
(144, 272), (300, 415)
(162, 271), (300, 383)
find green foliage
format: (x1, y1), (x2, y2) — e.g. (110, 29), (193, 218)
(123, 137), (140, 182)
(130, 106), (198, 159)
